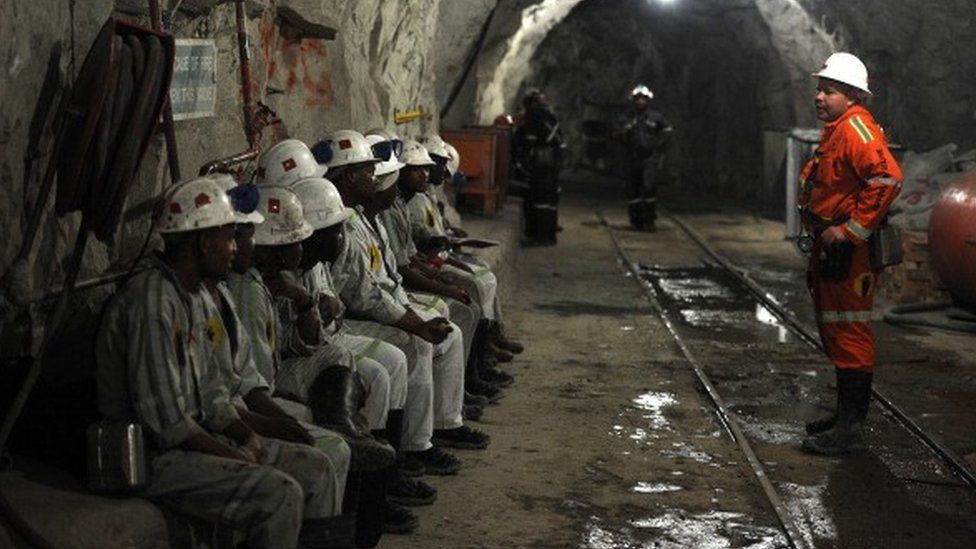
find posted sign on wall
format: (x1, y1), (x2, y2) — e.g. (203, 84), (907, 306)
(170, 39), (217, 120)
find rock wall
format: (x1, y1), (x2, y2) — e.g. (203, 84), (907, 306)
(0, 0), (486, 359)
(797, 0), (976, 152)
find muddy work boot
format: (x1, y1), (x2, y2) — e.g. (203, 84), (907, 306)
(802, 369), (872, 455)
(432, 425), (491, 450)
(805, 369), (874, 435)
(402, 446), (462, 476)
(462, 402), (484, 422)
(382, 501), (419, 534)
(489, 321), (524, 354)
(388, 474), (437, 507)
(308, 366), (396, 471)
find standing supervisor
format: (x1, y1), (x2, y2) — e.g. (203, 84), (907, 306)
(514, 88), (563, 246)
(799, 53), (902, 456)
(622, 84), (672, 231)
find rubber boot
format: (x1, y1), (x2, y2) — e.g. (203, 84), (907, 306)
(489, 321), (524, 354)
(802, 369), (870, 455)
(299, 515), (356, 549)
(308, 366), (396, 472)
(629, 201), (644, 230)
(465, 321), (504, 402)
(805, 369), (841, 435)
(806, 370), (873, 435)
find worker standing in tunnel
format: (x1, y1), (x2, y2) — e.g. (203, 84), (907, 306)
(514, 88), (563, 246)
(622, 84), (672, 232)
(799, 53), (902, 456)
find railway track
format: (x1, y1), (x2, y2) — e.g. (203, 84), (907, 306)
(597, 209), (976, 549)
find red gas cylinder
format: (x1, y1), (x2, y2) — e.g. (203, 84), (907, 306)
(928, 171), (976, 306)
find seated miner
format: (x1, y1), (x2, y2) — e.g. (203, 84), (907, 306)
(252, 142), (399, 467)
(228, 184), (399, 544)
(406, 137), (524, 363)
(206, 176), (353, 533)
(293, 178), (452, 533)
(255, 139), (429, 534)
(289, 176), (437, 534)
(95, 177), (338, 549)
(371, 132), (510, 402)
(312, 129), (490, 476)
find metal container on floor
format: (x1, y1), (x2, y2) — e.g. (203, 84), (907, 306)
(87, 421), (148, 493)
(928, 171), (976, 307)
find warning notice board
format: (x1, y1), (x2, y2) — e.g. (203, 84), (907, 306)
(170, 39), (217, 120)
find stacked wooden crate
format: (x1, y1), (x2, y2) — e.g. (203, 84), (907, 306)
(878, 229), (950, 303)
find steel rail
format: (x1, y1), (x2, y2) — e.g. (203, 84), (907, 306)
(663, 209), (976, 489)
(597, 211), (810, 549)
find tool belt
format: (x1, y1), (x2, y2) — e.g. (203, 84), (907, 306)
(868, 220), (902, 269)
(819, 242), (854, 281)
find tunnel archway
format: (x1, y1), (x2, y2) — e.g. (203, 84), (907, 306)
(467, 0), (976, 208)
(470, 0), (838, 207)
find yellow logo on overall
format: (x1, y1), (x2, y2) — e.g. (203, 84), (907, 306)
(206, 316), (225, 348)
(369, 245), (382, 272)
(853, 272), (875, 298)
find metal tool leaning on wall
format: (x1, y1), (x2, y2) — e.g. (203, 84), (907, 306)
(0, 15), (175, 467)
(797, 52), (903, 456)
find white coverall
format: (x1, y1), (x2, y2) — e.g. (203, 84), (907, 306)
(381, 195), (482, 361)
(95, 256), (332, 549)
(300, 262), (409, 422)
(406, 191), (503, 322)
(331, 209), (465, 452)
(227, 268), (392, 430)
(211, 281), (349, 511)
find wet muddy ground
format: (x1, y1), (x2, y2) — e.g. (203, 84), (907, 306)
(383, 174), (976, 549)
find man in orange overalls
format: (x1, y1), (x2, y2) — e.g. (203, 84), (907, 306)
(798, 53), (902, 455)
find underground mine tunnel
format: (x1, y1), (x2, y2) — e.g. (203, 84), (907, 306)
(2, 0), (976, 547)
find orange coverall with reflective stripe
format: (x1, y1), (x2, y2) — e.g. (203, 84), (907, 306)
(799, 105), (902, 372)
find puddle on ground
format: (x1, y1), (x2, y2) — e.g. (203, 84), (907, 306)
(632, 481), (683, 494)
(657, 276), (736, 301)
(754, 304), (791, 344)
(631, 391), (677, 430)
(581, 512), (787, 548)
(779, 483), (837, 546)
(660, 441), (718, 466)
(639, 266), (800, 345)
(631, 510), (788, 548)
(611, 391), (679, 444)
(738, 417), (803, 446)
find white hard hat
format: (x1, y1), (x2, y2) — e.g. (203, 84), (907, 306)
(444, 142), (460, 176)
(365, 134), (405, 177)
(207, 173), (265, 225)
(256, 139), (326, 186)
(400, 139), (436, 167)
(156, 177), (238, 234)
(419, 134), (449, 159)
(290, 177), (354, 231)
(253, 185), (314, 246)
(312, 130), (380, 170)
(631, 84), (654, 100)
(813, 52), (871, 95)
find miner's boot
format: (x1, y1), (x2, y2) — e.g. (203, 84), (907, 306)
(805, 369), (841, 435)
(476, 320), (513, 388)
(465, 321), (505, 403)
(802, 369), (870, 455)
(308, 366), (396, 471)
(489, 320), (524, 355)
(806, 370), (873, 435)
